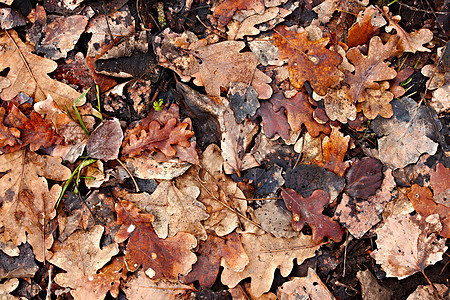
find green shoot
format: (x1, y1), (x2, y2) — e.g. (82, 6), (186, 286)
(153, 98), (164, 111)
(93, 85), (103, 121)
(74, 88), (90, 106)
(400, 77), (413, 86)
(387, 0), (398, 6)
(72, 104), (89, 135)
(413, 58), (421, 69)
(66, 88), (91, 135)
(56, 158), (97, 208)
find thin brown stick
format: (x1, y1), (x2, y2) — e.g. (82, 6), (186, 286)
(116, 158), (140, 192)
(421, 269), (444, 300)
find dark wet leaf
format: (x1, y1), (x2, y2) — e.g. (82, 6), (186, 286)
(228, 82), (260, 123)
(344, 157), (383, 200)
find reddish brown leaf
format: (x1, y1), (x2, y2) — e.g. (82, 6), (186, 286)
(346, 36), (399, 103)
(0, 107), (20, 151)
(181, 231), (248, 288)
(115, 200), (197, 281)
(281, 188), (344, 243)
(213, 0), (265, 27)
(271, 91), (331, 137)
(257, 99), (290, 140)
(319, 126), (350, 176)
(390, 68), (414, 98)
(273, 25), (343, 96)
(407, 184), (450, 238)
(344, 157), (383, 200)
(86, 118), (123, 161)
(347, 5), (386, 47)
(359, 84), (395, 120)
(430, 163), (450, 206)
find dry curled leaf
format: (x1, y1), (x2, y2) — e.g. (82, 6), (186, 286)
(371, 213), (447, 279)
(273, 25), (343, 96)
(346, 35), (399, 103)
(115, 200), (197, 281)
(281, 188), (344, 243)
(0, 30), (81, 108)
(0, 149), (71, 262)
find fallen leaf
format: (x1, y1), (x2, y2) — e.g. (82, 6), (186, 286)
(229, 282), (277, 300)
(124, 269), (194, 299)
(344, 157), (383, 199)
(0, 8), (27, 29)
(360, 84), (395, 119)
(228, 82), (260, 123)
(278, 268), (335, 300)
(213, 0), (265, 26)
(193, 41), (272, 99)
(407, 184), (450, 238)
(242, 165), (285, 196)
(34, 15), (88, 60)
(0, 149), (71, 262)
(323, 86), (357, 123)
(0, 278), (20, 300)
(357, 269), (393, 300)
(0, 30), (81, 108)
(248, 40), (284, 66)
(121, 180), (209, 240)
(48, 225), (119, 289)
(281, 188), (344, 243)
(383, 6), (433, 53)
(346, 35), (399, 103)
(371, 97), (440, 169)
(254, 200), (300, 239)
(235, 7), (279, 39)
(431, 84), (449, 114)
(115, 200), (197, 281)
(270, 91), (331, 137)
(389, 68), (414, 98)
(256, 99), (290, 140)
(70, 255), (127, 300)
(319, 126), (350, 176)
(273, 25), (343, 96)
(0, 243), (39, 279)
(406, 284), (449, 300)
(430, 163), (450, 206)
(371, 213), (447, 279)
(86, 118), (123, 161)
(181, 231), (249, 288)
(421, 64), (446, 90)
(221, 232), (319, 297)
(347, 5), (386, 47)
(336, 170), (396, 238)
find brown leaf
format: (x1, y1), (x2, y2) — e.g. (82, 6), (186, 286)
(357, 269), (393, 300)
(0, 30), (81, 109)
(0, 279), (20, 299)
(0, 107), (20, 151)
(389, 68), (414, 98)
(382, 6), (433, 53)
(347, 5), (386, 47)
(213, 0), (265, 27)
(271, 91), (331, 137)
(323, 86), (357, 123)
(48, 226), (119, 289)
(273, 25), (343, 96)
(0, 149), (71, 262)
(115, 200), (197, 281)
(408, 184), (450, 238)
(257, 99), (290, 140)
(278, 268), (335, 300)
(124, 270), (194, 299)
(221, 232), (319, 297)
(360, 84), (395, 119)
(430, 163), (450, 206)
(193, 41), (272, 99)
(181, 231), (249, 288)
(281, 188), (344, 243)
(234, 7), (279, 39)
(70, 256), (127, 300)
(346, 35), (398, 103)
(319, 126), (350, 176)
(345, 157), (383, 200)
(86, 118), (123, 161)
(371, 213), (447, 279)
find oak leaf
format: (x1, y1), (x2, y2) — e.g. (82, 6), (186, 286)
(346, 35), (399, 103)
(48, 226), (119, 291)
(234, 7), (279, 39)
(270, 91), (331, 137)
(408, 184), (450, 238)
(278, 268), (335, 300)
(0, 107), (20, 151)
(371, 213), (447, 279)
(115, 200), (197, 281)
(0, 149), (71, 262)
(323, 86), (357, 123)
(281, 188), (344, 243)
(221, 232), (319, 297)
(213, 0), (265, 26)
(319, 126), (350, 176)
(193, 41), (272, 99)
(360, 84), (395, 120)
(344, 157), (383, 200)
(181, 231), (249, 288)
(273, 25), (343, 96)
(228, 82), (260, 123)
(256, 98), (290, 140)
(0, 30), (81, 108)
(347, 5), (386, 47)
(430, 163), (450, 206)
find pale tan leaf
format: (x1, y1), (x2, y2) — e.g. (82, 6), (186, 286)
(278, 268), (335, 300)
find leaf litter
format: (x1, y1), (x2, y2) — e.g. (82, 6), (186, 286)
(0, 0), (448, 299)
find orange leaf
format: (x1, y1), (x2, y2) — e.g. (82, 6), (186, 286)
(213, 0), (265, 27)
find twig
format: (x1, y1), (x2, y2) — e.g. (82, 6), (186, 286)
(421, 270), (444, 300)
(396, 1), (449, 15)
(116, 158), (140, 192)
(46, 265), (53, 300)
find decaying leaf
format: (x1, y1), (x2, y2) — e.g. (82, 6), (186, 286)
(86, 118), (123, 161)
(181, 231), (249, 288)
(221, 232), (319, 297)
(360, 84), (395, 120)
(357, 269), (393, 300)
(213, 0), (265, 26)
(281, 188), (344, 243)
(48, 225), (119, 289)
(430, 163), (450, 206)
(383, 6), (433, 53)
(115, 200), (197, 281)
(124, 270), (194, 299)
(347, 5), (386, 47)
(371, 97), (440, 169)
(345, 157), (383, 200)
(0, 149), (71, 262)
(270, 91), (331, 137)
(346, 36), (398, 103)
(256, 98), (290, 140)
(319, 126), (350, 176)
(406, 284), (449, 300)
(0, 278), (20, 300)
(228, 82), (260, 123)
(407, 184), (450, 238)
(234, 7), (279, 39)
(254, 200), (300, 239)
(0, 30), (81, 108)
(323, 86), (357, 123)
(273, 25), (343, 96)
(371, 213), (447, 279)
(278, 268), (335, 300)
